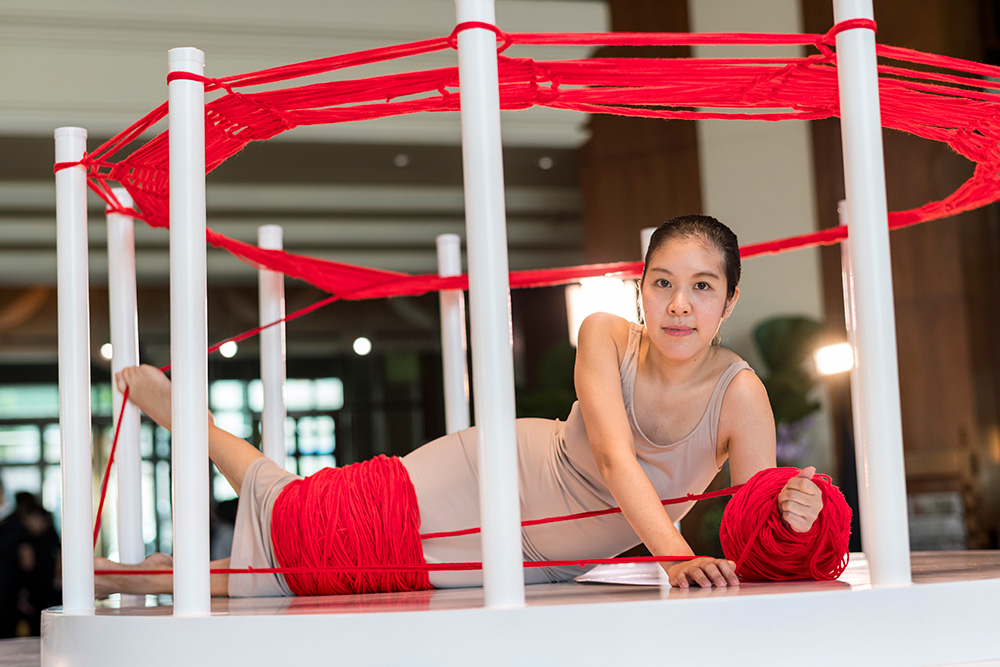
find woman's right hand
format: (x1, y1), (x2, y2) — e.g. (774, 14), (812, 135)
(666, 557), (740, 588)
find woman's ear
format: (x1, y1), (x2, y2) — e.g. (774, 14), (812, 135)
(723, 286), (740, 319)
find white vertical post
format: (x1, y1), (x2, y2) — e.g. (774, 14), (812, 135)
(640, 227), (655, 259)
(258, 224), (287, 466)
(436, 233), (471, 434)
(453, 0), (525, 607)
(54, 126), (95, 614)
(839, 201), (872, 558)
(833, 0), (911, 586)
(107, 188), (144, 566)
(168, 46), (211, 614)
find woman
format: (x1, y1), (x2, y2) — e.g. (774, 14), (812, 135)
(97, 215), (823, 597)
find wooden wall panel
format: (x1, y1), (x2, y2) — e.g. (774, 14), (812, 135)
(578, 0), (702, 264)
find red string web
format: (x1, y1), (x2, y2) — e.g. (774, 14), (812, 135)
(81, 20), (998, 583)
(62, 19), (1000, 299)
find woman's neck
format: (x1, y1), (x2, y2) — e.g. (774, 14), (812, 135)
(640, 332), (721, 388)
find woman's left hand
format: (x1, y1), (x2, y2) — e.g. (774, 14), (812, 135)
(777, 466), (824, 533)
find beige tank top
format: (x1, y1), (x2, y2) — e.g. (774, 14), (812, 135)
(403, 321), (751, 584)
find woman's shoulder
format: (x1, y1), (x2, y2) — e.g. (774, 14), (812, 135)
(581, 311), (633, 334)
(716, 353), (771, 420)
(579, 312), (635, 354)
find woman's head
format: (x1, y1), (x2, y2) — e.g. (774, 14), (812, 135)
(641, 215), (741, 302)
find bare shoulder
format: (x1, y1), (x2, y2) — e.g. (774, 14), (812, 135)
(577, 312), (633, 357)
(716, 361), (776, 476)
(719, 364), (771, 423)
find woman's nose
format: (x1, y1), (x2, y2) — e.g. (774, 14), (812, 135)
(669, 292), (690, 315)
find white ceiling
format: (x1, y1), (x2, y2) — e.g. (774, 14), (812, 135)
(0, 0), (608, 285)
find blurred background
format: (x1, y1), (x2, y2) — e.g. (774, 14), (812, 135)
(1, 0), (998, 636)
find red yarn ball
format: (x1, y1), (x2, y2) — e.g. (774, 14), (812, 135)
(270, 455), (432, 596)
(719, 467), (852, 581)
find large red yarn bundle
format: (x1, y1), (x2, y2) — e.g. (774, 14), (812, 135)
(270, 455), (432, 596)
(719, 467), (851, 581)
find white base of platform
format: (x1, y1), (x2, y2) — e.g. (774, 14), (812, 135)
(42, 552), (1000, 666)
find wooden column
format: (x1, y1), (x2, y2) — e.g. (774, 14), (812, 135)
(578, 0), (702, 264)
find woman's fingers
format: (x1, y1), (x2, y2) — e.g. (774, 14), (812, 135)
(669, 558), (741, 588)
(779, 468), (825, 532)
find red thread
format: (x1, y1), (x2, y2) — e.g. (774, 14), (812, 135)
(821, 18), (877, 45)
(105, 205), (141, 217)
(719, 467), (851, 581)
(269, 455), (432, 596)
(53, 159), (89, 173)
(165, 71), (235, 93)
(447, 21), (513, 52)
(420, 484), (741, 540)
(94, 387), (129, 548)
(91, 294), (342, 544)
(69, 28), (998, 293)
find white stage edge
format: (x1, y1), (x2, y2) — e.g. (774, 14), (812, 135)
(42, 553), (1000, 666)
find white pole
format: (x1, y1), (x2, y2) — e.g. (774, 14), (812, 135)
(168, 46), (211, 614)
(453, 0), (525, 607)
(832, 0), (911, 586)
(640, 227), (656, 259)
(436, 233), (471, 434)
(107, 188), (144, 567)
(838, 201), (871, 558)
(258, 224), (287, 466)
(54, 126), (95, 614)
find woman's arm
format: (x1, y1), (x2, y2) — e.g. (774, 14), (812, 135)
(720, 370), (777, 485)
(575, 314), (738, 588)
(722, 371), (823, 532)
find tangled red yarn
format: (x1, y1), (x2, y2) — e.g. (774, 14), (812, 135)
(269, 455), (432, 596)
(719, 467), (851, 581)
(59, 25), (1000, 301)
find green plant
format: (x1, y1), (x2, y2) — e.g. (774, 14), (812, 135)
(753, 315), (824, 425)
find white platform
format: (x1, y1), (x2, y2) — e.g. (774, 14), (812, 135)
(41, 551), (1000, 666)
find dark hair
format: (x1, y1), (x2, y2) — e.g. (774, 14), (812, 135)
(641, 214), (741, 301)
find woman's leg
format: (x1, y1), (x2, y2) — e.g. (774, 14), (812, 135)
(105, 365), (265, 598)
(116, 365), (264, 494)
(94, 554), (231, 598)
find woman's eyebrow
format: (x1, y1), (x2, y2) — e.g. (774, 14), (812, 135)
(647, 267), (721, 279)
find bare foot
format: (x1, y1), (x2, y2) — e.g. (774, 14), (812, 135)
(95, 553), (174, 598)
(116, 365), (173, 431)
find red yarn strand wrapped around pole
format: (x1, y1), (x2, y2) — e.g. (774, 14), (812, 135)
(720, 467), (852, 581)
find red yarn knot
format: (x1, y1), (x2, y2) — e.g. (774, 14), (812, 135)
(249, 95), (296, 132)
(53, 152), (93, 174)
(105, 205), (141, 217)
(720, 467), (852, 581)
(166, 71), (236, 94)
(821, 18), (877, 46)
(447, 21), (513, 53)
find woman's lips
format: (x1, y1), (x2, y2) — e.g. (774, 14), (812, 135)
(665, 326), (694, 337)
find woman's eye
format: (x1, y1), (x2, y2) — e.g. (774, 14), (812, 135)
(656, 279), (671, 288)
(694, 282), (710, 290)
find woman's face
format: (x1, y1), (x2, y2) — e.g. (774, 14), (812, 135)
(640, 235), (737, 362)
